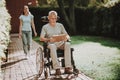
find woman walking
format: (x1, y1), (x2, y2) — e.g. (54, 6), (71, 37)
(19, 5), (37, 59)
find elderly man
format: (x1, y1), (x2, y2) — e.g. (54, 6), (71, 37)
(40, 10), (72, 75)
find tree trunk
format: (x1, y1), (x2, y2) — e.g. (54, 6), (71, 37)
(57, 0), (76, 35)
(69, 0), (76, 34)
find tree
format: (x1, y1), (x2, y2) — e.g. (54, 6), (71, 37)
(37, 0), (47, 6)
(75, 0), (89, 7)
(37, 0), (58, 7)
(57, 0), (76, 35)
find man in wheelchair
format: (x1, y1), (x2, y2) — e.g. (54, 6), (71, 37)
(40, 10), (73, 75)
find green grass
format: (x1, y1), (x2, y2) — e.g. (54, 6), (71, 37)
(70, 35), (120, 49)
(33, 35), (120, 80)
(33, 37), (43, 45)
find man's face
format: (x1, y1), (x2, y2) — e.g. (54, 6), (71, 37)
(48, 14), (57, 24)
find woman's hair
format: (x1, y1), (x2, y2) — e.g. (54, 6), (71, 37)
(22, 5), (29, 15)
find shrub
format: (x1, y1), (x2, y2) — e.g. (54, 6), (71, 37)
(0, 0), (11, 66)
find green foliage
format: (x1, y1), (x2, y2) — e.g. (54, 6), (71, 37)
(37, 0), (120, 8)
(71, 35), (120, 48)
(37, 0), (58, 8)
(74, 0), (120, 8)
(75, 3), (120, 39)
(92, 7), (112, 35)
(30, 1), (120, 39)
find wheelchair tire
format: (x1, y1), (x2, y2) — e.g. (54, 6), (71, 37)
(36, 47), (44, 77)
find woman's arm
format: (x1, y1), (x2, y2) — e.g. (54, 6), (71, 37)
(19, 19), (22, 38)
(31, 18), (37, 36)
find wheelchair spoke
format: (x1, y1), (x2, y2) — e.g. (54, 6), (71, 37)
(36, 47), (44, 77)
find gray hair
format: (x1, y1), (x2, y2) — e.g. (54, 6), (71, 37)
(48, 10), (58, 16)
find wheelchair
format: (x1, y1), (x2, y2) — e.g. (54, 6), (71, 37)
(35, 16), (79, 79)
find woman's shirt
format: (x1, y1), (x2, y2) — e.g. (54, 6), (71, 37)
(19, 14), (33, 31)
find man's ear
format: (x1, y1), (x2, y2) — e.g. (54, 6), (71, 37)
(57, 16), (60, 21)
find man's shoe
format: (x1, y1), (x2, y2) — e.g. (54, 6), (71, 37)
(55, 68), (61, 75)
(64, 67), (73, 74)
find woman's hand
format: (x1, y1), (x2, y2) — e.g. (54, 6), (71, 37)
(19, 32), (22, 38)
(34, 32), (37, 37)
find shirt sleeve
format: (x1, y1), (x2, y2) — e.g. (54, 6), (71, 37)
(30, 14), (34, 19)
(19, 15), (22, 20)
(40, 25), (46, 37)
(60, 24), (68, 34)
(31, 14), (34, 18)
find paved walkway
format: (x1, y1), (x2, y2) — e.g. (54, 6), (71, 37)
(1, 34), (92, 80)
(2, 35), (40, 80)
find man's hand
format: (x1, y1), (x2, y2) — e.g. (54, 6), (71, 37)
(49, 37), (55, 42)
(63, 36), (68, 41)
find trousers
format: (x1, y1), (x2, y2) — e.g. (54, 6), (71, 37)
(22, 31), (32, 54)
(47, 41), (72, 69)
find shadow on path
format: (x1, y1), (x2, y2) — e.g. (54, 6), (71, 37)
(1, 58), (27, 69)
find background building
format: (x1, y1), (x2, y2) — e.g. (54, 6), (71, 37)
(5, 0), (38, 33)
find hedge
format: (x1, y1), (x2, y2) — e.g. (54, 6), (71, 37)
(0, 0), (11, 78)
(30, 2), (120, 39)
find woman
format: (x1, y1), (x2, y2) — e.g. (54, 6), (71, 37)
(19, 5), (37, 59)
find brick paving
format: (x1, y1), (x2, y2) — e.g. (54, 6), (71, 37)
(1, 34), (93, 80)
(2, 35), (41, 80)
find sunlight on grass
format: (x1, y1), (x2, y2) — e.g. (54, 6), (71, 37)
(33, 36), (120, 80)
(72, 42), (120, 80)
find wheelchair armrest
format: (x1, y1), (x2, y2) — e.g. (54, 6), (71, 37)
(40, 41), (47, 48)
(67, 39), (71, 42)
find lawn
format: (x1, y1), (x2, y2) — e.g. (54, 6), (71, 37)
(33, 35), (120, 80)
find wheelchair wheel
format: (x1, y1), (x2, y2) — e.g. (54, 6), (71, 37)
(36, 47), (44, 77)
